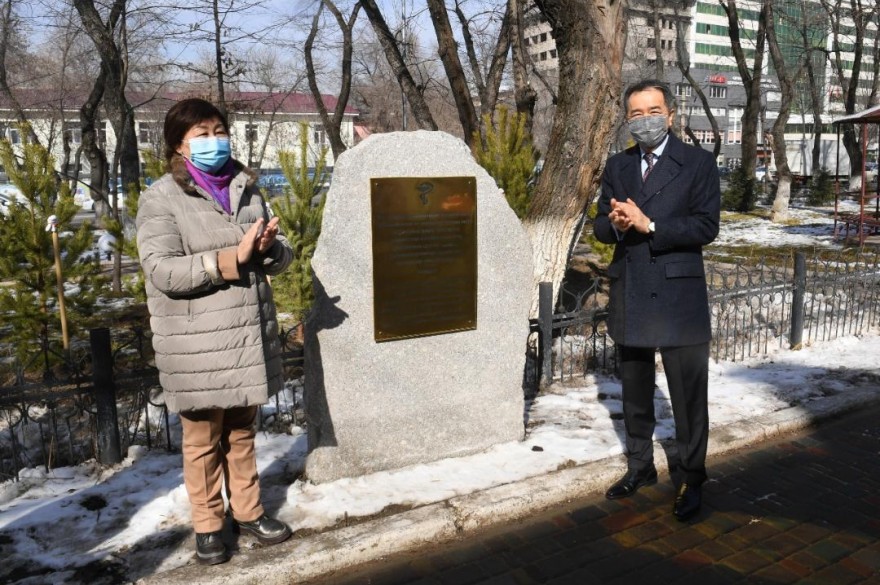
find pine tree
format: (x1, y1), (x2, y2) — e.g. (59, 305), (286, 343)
(472, 107), (538, 219)
(269, 122), (329, 324)
(0, 125), (104, 374)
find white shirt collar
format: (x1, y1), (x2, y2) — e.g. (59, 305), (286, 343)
(640, 131), (670, 160)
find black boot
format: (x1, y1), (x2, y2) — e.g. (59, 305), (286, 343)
(234, 514), (292, 545)
(195, 531), (229, 565)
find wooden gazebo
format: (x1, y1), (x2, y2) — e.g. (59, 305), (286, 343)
(832, 104), (880, 245)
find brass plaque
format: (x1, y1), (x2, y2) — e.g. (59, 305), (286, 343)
(371, 177), (477, 342)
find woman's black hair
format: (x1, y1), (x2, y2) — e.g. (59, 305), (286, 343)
(163, 98), (229, 163)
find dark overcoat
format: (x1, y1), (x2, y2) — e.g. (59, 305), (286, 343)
(593, 133), (721, 348)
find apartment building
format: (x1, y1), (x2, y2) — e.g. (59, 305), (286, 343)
(522, 0), (877, 171)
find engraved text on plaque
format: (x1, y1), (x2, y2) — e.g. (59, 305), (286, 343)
(371, 177), (477, 342)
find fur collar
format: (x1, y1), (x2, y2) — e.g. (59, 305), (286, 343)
(169, 154), (258, 195)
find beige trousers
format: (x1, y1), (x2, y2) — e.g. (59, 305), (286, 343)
(179, 406), (264, 533)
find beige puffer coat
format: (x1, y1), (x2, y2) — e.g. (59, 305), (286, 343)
(136, 156), (293, 412)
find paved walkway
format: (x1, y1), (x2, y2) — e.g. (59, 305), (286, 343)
(312, 403), (880, 585)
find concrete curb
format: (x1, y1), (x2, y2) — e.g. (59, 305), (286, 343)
(137, 387), (880, 585)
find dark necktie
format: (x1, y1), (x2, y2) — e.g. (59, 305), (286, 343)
(643, 153), (655, 181)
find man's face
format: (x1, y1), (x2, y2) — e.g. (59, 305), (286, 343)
(626, 88), (674, 128)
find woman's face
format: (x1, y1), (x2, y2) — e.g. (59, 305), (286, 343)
(177, 117), (228, 159)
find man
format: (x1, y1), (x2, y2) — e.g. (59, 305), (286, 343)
(593, 79), (720, 521)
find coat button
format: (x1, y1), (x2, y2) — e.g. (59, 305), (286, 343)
(650, 292), (657, 299)
(650, 257), (656, 264)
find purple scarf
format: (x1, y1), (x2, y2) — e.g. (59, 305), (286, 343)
(185, 158), (235, 214)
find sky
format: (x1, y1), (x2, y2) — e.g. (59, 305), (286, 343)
(1, 200), (879, 583)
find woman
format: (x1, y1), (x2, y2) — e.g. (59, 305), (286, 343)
(136, 98), (294, 565)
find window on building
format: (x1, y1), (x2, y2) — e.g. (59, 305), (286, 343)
(524, 37), (529, 46)
(313, 124), (327, 146)
(245, 123), (258, 143)
(676, 83), (692, 98)
(64, 126), (82, 145)
(540, 32), (547, 42)
(1, 124), (21, 145)
(540, 51), (547, 61)
(647, 37), (656, 49)
(709, 85), (727, 99)
(138, 122), (155, 145)
(550, 49), (557, 59)
(98, 126), (108, 147)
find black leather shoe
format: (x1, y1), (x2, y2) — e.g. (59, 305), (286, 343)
(234, 514), (292, 545)
(673, 483), (702, 521)
(605, 465), (658, 500)
(195, 531), (229, 565)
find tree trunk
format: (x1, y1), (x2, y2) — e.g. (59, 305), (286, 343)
(455, 0), (511, 137)
(673, 6), (721, 158)
(360, 0), (437, 131)
(651, 0), (664, 79)
(766, 0), (802, 222)
(212, 0), (227, 116)
(721, 0), (767, 209)
(426, 0), (479, 147)
(823, 0), (869, 187)
(805, 47), (823, 175)
(523, 0), (627, 314)
(510, 0), (537, 133)
(79, 68), (109, 213)
(74, 0), (139, 210)
(305, 0), (360, 159)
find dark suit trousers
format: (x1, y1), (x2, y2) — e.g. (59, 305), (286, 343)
(619, 342), (710, 486)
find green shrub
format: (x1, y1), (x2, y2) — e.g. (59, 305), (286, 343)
(722, 167), (757, 212)
(582, 201), (615, 265)
(807, 168), (835, 206)
(269, 122), (329, 324)
(472, 106), (537, 219)
(0, 125), (104, 368)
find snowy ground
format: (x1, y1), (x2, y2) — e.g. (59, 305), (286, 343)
(1, 202), (878, 584)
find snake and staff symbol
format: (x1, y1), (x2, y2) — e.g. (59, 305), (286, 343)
(417, 181), (434, 206)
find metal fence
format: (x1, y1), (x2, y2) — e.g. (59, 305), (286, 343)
(531, 249), (880, 386)
(0, 325), (304, 483)
(4, 249), (879, 480)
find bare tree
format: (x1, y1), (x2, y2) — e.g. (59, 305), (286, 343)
(766, 0), (807, 222)
(522, 0), (628, 311)
(821, 0), (879, 186)
(720, 0), (768, 210)
(453, 0), (511, 136)
(360, 0), (437, 130)
(672, 1), (721, 157)
(650, 0), (664, 78)
(509, 0), (537, 131)
(0, 0), (40, 144)
(426, 0), (479, 146)
(305, 0), (361, 159)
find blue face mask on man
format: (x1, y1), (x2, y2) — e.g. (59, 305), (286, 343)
(187, 137), (231, 173)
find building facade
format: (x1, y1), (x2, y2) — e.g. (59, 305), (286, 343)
(0, 90), (358, 189)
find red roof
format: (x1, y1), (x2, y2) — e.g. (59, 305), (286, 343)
(0, 88), (358, 116)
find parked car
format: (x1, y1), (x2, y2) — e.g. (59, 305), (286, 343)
(864, 161), (878, 183)
(0, 184), (26, 209)
(257, 173), (289, 196)
(718, 166), (731, 178)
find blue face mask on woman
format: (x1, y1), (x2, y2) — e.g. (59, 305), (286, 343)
(187, 137), (231, 173)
